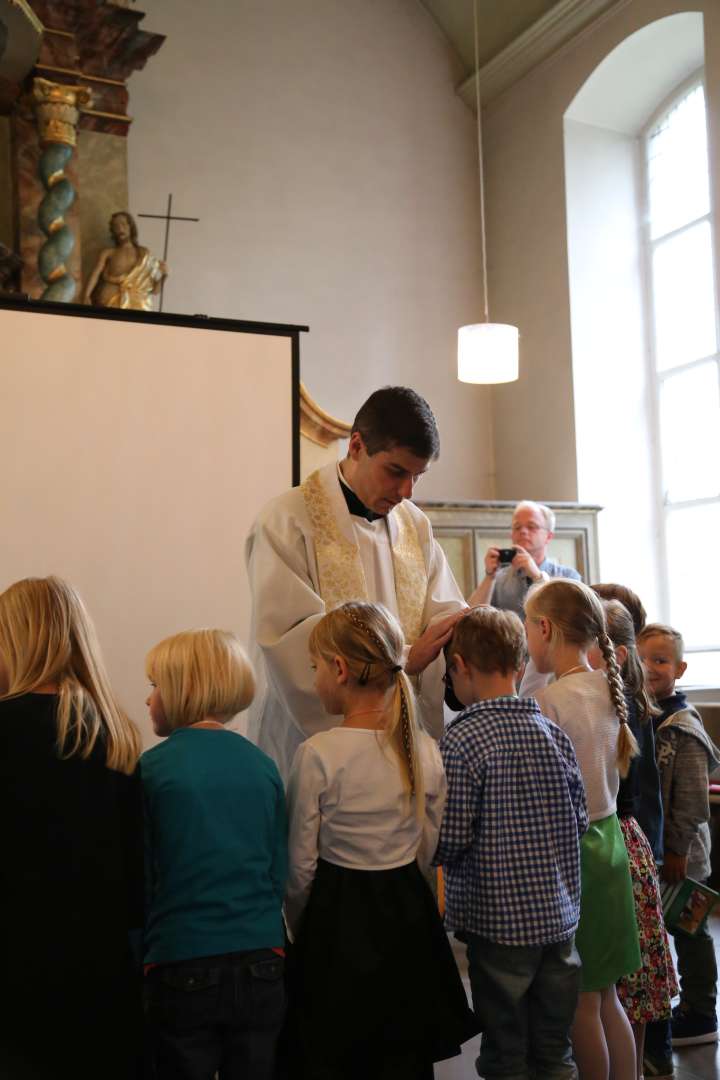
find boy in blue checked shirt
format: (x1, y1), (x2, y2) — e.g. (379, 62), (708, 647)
(435, 606), (588, 1080)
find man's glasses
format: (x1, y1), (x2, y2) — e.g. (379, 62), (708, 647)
(511, 522), (547, 533)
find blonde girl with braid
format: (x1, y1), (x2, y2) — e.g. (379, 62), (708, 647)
(587, 598), (676, 1080)
(0, 576), (143, 1080)
(525, 579), (641, 1080)
(284, 601), (478, 1080)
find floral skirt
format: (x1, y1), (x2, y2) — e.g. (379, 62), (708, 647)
(617, 815), (678, 1023)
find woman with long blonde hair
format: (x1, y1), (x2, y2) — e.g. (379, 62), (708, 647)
(285, 601), (477, 1079)
(0, 576), (143, 1080)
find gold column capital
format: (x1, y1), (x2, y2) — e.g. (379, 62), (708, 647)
(32, 77), (93, 147)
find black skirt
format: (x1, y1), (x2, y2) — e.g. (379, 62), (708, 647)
(286, 858), (479, 1075)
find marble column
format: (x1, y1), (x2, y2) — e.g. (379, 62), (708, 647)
(31, 77), (92, 301)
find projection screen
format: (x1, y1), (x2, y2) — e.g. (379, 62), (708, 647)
(0, 300), (303, 744)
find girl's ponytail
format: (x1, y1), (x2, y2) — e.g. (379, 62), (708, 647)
(385, 669), (425, 818)
(310, 601), (426, 818)
(597, 629), (639, 778)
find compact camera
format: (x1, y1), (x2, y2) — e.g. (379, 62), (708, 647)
(497, 548), (517, 565)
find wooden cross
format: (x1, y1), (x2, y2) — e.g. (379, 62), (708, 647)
(138, 193), (199, 312)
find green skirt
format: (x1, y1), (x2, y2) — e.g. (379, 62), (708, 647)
(576, 813), (641, 992)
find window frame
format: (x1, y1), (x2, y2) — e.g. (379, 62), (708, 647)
(641, 71), (720, 659)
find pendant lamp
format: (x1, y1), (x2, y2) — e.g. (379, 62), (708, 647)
(458, 0), (519, 385)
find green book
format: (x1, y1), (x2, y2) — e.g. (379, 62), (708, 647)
(661, 877), (720, 937)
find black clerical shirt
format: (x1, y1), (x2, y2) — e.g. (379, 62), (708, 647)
(337, 471), (383, 522)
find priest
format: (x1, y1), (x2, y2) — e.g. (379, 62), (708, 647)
(246, 386), (467, 779)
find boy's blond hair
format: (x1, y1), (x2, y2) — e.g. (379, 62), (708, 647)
(449, 606), (526, 675)
(146, 629), (255, 730)
(637, 623), (685, 663)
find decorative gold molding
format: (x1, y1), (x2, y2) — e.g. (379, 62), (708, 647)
(41, 27), (74, 39)
(82, 108), (132, 123)
(299, 383), (352, 448)
(36, 63), (127, 88)
(33, 77), (93, 146)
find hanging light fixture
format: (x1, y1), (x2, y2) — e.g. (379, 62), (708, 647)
(457, 0), (519, 385)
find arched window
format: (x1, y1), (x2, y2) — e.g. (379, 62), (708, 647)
(644, 78), (719, 681)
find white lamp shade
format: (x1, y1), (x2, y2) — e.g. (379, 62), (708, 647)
(457, 323), (519, 384)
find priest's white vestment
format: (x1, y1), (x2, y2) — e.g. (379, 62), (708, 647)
(245, 462), (466, 780)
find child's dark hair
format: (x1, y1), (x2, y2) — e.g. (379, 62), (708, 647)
(525, 579), (639, 777)
(599, 599), (656, 725)
(449, 606), (526, 675)
(591, 583), (646, 637)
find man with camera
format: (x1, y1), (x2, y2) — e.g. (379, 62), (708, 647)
(468, 500), (580, 615)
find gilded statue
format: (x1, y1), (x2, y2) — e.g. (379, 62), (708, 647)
(83, 211), (168, 310)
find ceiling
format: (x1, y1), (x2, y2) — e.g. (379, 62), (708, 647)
(419, 0), (562, 75)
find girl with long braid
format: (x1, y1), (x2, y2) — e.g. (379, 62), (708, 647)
(588, 598), (677, 1080)
(525, 579), (641, 1080)
(285, 601), (478, 1079)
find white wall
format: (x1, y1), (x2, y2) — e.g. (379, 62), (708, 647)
(564, 118), (661, 613)
(482, 0), (720, 504)
(126, 0), (494, 500)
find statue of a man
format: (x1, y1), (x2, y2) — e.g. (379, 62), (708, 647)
(83, 211), (168, 310)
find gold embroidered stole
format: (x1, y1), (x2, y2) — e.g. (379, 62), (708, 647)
(301, 469), (427, 644)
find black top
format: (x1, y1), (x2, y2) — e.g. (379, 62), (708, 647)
(617, 693), (664, 862)
(0, 693), (143, 1078)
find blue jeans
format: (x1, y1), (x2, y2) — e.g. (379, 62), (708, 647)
(145, 949), (284, 1080)
(464, 933), (581, 1080)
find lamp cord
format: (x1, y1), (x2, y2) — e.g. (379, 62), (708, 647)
(473, 0), (489, 323)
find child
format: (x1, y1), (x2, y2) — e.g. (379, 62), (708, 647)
(0, 576), (143, 1080)
(592, 583), (647, 637)
(285, 601), (478, 1080)
(587, 599), (676, 1079)
(526, 578), (641, 1080)
(590, 585), (662, 860)
(638, 623), (720, 1057)
(142, 629), (287, 1080)
(436, 605), (588, 1080)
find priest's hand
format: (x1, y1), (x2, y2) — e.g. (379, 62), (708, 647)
(405, 611), (466, 677)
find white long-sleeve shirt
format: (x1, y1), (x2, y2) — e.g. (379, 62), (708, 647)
(536, 669), (620, 822)
(284, 726), (446, 937)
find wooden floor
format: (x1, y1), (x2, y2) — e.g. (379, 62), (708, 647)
(436, 915), (720, 1080)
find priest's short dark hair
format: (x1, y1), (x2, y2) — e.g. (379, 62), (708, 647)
(352, 386), (440, 460)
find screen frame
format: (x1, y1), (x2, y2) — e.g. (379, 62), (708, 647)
(0, 296), (306, 485)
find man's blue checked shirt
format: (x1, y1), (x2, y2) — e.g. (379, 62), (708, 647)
(435, 696), (588, 946)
